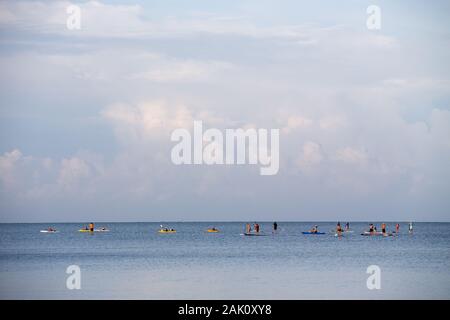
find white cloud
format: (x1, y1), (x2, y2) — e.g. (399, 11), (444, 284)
(334, 147), (368, 165)
(129, 60), (232, 83)
(429, 108), (450, 149)
(101, 100), (238, 147)
(0, 3), (16, 24)
(1, 1), (449, 221)
(282, 115), (313, 134)
(319, 115), (347, 130)
(58, 157), (91, 188)
(0, 149), (23, 189)
(101, 101), (195, 143)
(0, 0), (398, 52)
(298, 141), (323, 170)
(0, 1), (147, 37)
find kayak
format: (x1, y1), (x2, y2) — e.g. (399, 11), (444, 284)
(40, 230), (58, 233)
(241, 232), (267, 236)
(302, 232), (326, 235)
(94, 229), (109, 232)
(78, 229), (93, 232)
(158, 229), (176, 233)
(207, 229), (219, 233)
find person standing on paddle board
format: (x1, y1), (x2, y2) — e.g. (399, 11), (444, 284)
(336, 222), (343, 236)
(273, 222), (278, 232)
(381, 223), (386, 234)
(246, 223), (251, 234)
(345, 222), (350, 231)
(254, 223), (260, 233)
(396, 223), (400, 233)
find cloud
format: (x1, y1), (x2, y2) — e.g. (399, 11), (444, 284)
(0, 1), (449, 221)
(334, 147), (368, 165)
(0, 149), (23, 189)
(429, 108), (450, 149)
(319, 115), (347, 130)
(0, 1), (146, 37)
(1, 106), (450, 221)
(281, 115), (313, 134)
(0, 3), (16, 24)
(0, 0), (398, 52)
(100, 100), (240, 147)
(58, 157), (91, 188)
(129, 60), (232, 83)
(297, 141), (323, 171)
(101, 101), (195, 144)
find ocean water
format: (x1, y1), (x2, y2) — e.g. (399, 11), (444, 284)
(0, 222), (449, 299)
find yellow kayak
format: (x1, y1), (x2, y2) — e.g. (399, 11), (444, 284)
(207, 229), (219, 233)
(78, 229), (93, 233)
(158, 229), (176, 233)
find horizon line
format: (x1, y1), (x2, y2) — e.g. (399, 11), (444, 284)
(1, 220), (449, 224)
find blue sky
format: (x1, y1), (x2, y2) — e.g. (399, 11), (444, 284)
(0, 0), (449, 222)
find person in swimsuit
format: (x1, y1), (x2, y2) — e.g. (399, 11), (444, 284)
(345, 222), (350, 231)
(336, 222), (343, 236)
(273, 222), (278, 232)
(381, 223), (386, 234)
(395, 224), (400, 233)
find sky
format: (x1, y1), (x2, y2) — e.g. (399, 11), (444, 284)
(0, 0), (449, 222)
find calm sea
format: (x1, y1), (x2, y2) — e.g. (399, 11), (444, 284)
(0, 222), (449, 299)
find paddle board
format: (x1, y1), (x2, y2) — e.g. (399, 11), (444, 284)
(361, 231), (393, 237)
(241, 232), (267, 236)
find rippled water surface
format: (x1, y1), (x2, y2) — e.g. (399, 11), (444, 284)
(1, 222), (449, 299)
